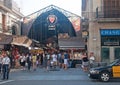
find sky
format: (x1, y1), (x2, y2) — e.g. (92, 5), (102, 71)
(14, 0), (82, 16)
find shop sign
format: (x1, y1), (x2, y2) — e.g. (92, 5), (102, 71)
(48, 25), (56, 30)
(48, 15), (57, 24)
(100, 29), (120, 36)
(104, 42), (119, 46)
(47, 14), (57, 30)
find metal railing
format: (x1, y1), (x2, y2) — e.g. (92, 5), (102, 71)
(96, 6), (120, 18)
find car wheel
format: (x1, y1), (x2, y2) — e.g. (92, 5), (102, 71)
(99, 72), (110, 82)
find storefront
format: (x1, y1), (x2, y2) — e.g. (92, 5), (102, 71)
(100, 29), (120, 62)
(0, 33), (13, 50)
(58, 38), (85, 67)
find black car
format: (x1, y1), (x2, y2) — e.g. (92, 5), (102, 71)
(88, 58), (120, 82)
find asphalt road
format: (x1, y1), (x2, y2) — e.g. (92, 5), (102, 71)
(0, 68), (120, 85)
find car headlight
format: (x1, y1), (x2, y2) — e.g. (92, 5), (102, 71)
(89, 69), (100, 74)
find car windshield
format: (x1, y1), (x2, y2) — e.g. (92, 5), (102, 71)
(108, 59), (119, 66)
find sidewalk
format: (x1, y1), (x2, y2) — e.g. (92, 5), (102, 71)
(9, 68), (89, 81)
(10, 68), (21, 72)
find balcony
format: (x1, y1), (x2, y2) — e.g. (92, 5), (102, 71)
(96, 6), (120, 22)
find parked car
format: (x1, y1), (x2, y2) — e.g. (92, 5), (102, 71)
(88, 58), (120, 82)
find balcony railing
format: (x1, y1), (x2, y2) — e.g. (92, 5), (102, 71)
(96, 6), (120, 18)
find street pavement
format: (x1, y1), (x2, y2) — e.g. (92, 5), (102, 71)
(9, 67), (89, 81)
(0, 67), (120, 85)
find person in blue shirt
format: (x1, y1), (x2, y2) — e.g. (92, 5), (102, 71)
(64, 52), (69, 70)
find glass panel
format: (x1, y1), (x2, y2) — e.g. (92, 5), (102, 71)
(114, 48), (120, 59)
(101, 36), (120, 46)
(101, 48), (110, 62)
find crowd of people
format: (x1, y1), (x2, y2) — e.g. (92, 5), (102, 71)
(17, 51), (95, 72)
(0, 49), (96, 80)
(7, 50), (70, 71)
(0, 50), (72, 80)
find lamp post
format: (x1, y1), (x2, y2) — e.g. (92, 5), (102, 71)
(55, 23), (59, 50)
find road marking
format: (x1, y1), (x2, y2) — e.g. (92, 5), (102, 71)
(0, 80), (14, 84)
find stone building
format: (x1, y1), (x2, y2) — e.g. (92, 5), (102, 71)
(82, 0), (120, 62)
(0, 0), (23, 35)
(0, 0), (23, 49)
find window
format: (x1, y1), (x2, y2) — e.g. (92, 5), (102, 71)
(101, 36), (120, 46)
(103, 0), (120, 18)
(114, 48), (120, 59)
(101, 48), (110, 62)
(12, 25), (17, 35)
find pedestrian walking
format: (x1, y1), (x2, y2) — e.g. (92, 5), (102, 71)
(82, 52), (89, 72)
(43, 53), (48, 71)
(32, 54), (37, 71)
(26, 53), (32, 71)
(19, 53), (26, 70)
(64, 52), (69, 70)
(51, 52), (57, 69)
(40, 53), (43, 66)
(89, 52), (95, 68)
(0, 55), (3, 74)
(57, 52), (62, 68)
(2, 53), (10, 80)
(46, 52), (51, 71)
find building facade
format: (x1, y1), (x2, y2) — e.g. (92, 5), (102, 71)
(82, 0), (120, 62)
(0, 0), (23, 35)
(22, 5), (85, 60)
(0, 0), (23, 49)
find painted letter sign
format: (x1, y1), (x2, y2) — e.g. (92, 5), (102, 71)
(100, 29), (120, 36)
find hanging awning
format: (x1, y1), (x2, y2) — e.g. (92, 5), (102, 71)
(0, 33), (13, 45)
(11, 36), (32, 48)
(58, 37), (85, 50)
(22, 38), (32, 47)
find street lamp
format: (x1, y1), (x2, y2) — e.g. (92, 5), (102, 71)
(55, 23), (60, 49)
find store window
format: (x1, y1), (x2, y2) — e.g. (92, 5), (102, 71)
(114, 48), (120, 59)
(101, 48), (110, 62)
(101, 36), (120, 46)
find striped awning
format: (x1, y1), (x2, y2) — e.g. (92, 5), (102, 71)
(11, 36), (32, 47)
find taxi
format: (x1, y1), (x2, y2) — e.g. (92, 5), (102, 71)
(88, 58), (120, 82)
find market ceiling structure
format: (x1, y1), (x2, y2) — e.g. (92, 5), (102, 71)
(22, 5), (85, 49)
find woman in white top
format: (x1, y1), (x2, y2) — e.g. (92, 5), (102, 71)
(51, 53), (57, 66)
(2, 53), (10, 80)
(89, 52), (95, 68)
(19, 53), (26, 70)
